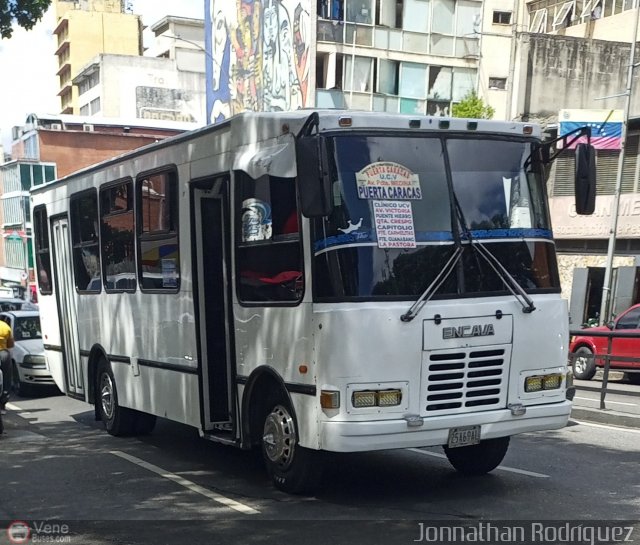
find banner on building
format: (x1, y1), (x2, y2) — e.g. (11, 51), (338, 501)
(558, 109), (623, 150)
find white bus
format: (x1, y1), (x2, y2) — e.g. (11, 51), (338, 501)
(31, 111), (595, 493)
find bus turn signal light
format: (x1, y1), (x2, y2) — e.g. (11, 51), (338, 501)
(320, 390), (340, 409)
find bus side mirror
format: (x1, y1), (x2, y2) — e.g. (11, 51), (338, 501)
(296, 136), (333, 218)
(575, 143), (596, 215)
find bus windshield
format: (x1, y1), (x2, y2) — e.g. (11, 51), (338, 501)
(312, 134), (560, 301)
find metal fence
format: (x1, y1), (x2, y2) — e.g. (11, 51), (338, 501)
(569, 329), (640, 409)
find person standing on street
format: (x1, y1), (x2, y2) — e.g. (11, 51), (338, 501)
(0, 318), (15, 413)
(0, 368), (4, 434)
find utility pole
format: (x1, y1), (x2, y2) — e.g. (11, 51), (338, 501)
(598, 6), (640, 324)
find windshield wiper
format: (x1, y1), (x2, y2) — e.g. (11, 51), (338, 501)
(400, 245), (463, 322)
(453, 193), (536, 314)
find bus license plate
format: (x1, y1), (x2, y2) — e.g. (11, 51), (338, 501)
(447, 425), (481, 448)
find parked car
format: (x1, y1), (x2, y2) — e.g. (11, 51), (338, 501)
(0, 298), (38, 312)
(0, 310), (54, 395)
(569, 303), (640, 383)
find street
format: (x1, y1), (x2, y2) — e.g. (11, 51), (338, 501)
(1, 389), (639, 544)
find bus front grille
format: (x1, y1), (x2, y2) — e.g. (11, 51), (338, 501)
(421, 345), (510, 415)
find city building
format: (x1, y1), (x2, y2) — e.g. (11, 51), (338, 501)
(207, 0), (502, 121)
(53, 0), (143, 114)
(72, 17), (210, 124)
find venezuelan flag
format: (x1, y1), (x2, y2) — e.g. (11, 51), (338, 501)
(558, 109), (623, 150)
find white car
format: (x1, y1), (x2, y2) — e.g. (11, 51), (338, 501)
(0, 310), (54, 396)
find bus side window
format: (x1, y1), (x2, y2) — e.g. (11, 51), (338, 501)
(236, 172), (303, 303)
(70, 190), (102, 293)
(137, 171), (180, 291)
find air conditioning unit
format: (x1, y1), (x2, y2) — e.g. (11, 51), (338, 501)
(83, 124), (94, 132)
(50, 123), (62, 130)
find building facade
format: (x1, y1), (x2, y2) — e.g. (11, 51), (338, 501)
(516, 0), (640, 324)
(205, 0), (519, 122)
(74, 53), (207, 124)
(53, 0), (142, 114)
(0, 160), (57, 295)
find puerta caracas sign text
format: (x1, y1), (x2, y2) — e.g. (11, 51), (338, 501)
(356, 162), (422, 200)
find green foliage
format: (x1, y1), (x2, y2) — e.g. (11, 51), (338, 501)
(452, 91), (496, 120)
(1, 0), (51, 39)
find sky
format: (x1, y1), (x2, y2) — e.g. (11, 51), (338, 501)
(0, 0), (205, 151)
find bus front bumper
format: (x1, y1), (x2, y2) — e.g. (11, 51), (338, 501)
(318, 400), (572, 452)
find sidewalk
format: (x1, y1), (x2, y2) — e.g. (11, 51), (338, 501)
(570, 370), (640, 429)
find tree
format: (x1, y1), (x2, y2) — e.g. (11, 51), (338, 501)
(452, 91), (495, 120)
(1, 0), (51, 39)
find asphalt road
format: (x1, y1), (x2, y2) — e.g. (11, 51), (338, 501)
(1, 389), (639, 545)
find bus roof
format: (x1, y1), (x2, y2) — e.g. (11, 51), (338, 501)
(31, 110), (541, 194)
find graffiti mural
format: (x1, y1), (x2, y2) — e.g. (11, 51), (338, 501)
(210, 0), (311, 122)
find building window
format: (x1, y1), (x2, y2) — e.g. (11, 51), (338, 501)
(100, 180), (136, 292)
(492, 11), (512, 24)
(90, 97), (101, 115)
(24, 135), (38, 159)
(137, 170), (180, 291)
(345, 0), (373, 23)
(34, 206), (52, 295)
(80, 104), (90, 116)
(344, 56), (373, 92)
(70, 190), (101, 292)
(377, 59), (399, 95)
(489, 77), (507, 90)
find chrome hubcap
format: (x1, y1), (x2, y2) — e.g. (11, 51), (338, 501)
(263, 405), (296, 470)
(575, 356), (588, 374)
(100, 373), (114, 420)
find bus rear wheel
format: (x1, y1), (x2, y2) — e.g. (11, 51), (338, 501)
(443, 436), (510, 476)
(97, 360), (137, 436)
(261, 400), (322, 494)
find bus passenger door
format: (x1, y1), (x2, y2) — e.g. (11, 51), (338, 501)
(193, 179), (233, 430)
(51, 217), (84, 398)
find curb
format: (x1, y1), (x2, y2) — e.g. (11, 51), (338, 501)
(570, 406), (640, 429)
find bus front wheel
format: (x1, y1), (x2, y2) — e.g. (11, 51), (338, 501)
(97, 360), (137, 436)
(443, 436), (510, 476)
(261, 400), (322, 494)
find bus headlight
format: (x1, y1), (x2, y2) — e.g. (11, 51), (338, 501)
(352, 390), (377, 408)
(525, 373), (563, 393)
(377, 389), (402, 407)
(352, 389), (402, 408)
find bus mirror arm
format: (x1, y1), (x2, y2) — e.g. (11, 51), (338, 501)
(526, 126), (596, 216)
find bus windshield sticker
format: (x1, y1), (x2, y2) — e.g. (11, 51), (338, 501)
(241, 198), (272, 242)
(356, 162), (422, 200)
(373, 200), (416, 249)
(161, 258), (178, 288)
(338, 218), (363, 234)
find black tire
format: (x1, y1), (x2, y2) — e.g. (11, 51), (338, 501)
(444, 436), (510, 476)
(96, 359), (137, 436)
(261, 398), (323, 494)
(573, 346), (597, 380)
(624, 372), (640, 385)
(12, 361), (30, 397)
(133, 411), (157, 435)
